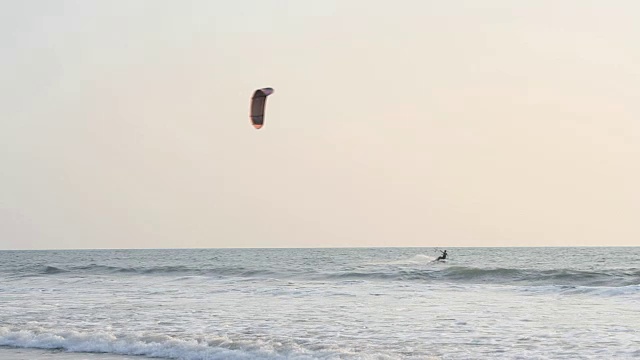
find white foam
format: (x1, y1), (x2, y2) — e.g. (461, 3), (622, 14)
(0, 327), (318, 360)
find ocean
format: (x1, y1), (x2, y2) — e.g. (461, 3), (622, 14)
(0, 247), (638, 359)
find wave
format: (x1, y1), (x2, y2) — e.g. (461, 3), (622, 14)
(42, 266), (67, 274)
(517, 284), (640, 297)
(442, 266), (640, 286)
(319, 266), (640, 288)
(7, 262), (640, 288)
(10, 264), (281, 279)
(0, 327), (322, 360)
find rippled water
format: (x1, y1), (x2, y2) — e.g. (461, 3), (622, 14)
(1, 247), (639, 359)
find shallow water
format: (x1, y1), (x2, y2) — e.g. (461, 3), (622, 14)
(1, 247), (639, 359)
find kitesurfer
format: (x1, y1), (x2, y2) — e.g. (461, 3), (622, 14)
(436, 250), (447, 261)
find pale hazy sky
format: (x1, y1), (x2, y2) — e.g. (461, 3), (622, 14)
(1, 1), (639, 250)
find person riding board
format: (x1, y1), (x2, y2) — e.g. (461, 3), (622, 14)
(436, 250), (447, 261)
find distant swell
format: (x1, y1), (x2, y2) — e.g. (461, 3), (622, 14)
(12, 263), (640, 288)
(42, 266), (66, 274)
(23, 264), (280, 279)
(322, 266), (640, 287)
(442, 266), (640, 286)
(72, 264), (196, 274)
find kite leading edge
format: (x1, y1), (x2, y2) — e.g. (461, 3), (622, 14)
(250, 87), (274, 129)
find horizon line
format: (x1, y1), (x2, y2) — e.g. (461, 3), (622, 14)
(1, 245), (638, 251)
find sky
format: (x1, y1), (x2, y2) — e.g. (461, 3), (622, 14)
(1, 1), (639, 250)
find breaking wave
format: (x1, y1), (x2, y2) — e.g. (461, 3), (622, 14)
(0, 327), (322, 360)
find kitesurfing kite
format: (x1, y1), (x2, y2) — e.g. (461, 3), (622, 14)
(250, 87), (274, 129)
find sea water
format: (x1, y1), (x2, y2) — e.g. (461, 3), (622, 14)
(0, 247), (639, 359)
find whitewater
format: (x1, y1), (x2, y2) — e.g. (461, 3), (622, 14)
(1, 247), (638, 359)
